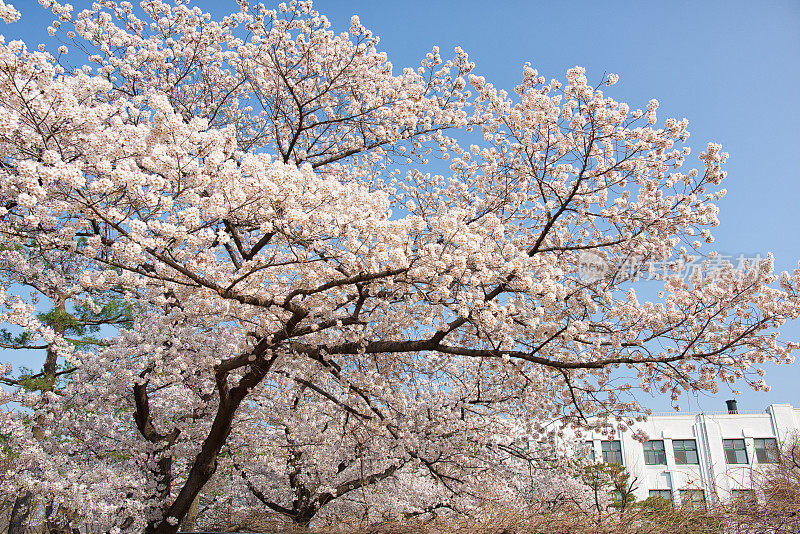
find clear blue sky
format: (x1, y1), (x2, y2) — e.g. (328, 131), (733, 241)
(2, 0), (799, 414)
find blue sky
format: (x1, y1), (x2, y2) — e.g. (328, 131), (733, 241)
(2, 0), (799, 414)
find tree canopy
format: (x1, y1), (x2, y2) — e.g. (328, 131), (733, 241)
(0, 1), (798, 532)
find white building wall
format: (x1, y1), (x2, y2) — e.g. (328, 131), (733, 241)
(584, 403), (800, 505)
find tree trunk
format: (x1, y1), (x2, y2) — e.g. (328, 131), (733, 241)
(145, 411), (228, 534)
(8, 492), (33, 534)
(178, 494), (199, 532)
(293, 507), (317, 528)
(15, 300), (65, 534)
(146, 351), (278, 534)
(42, 297), (66, 390)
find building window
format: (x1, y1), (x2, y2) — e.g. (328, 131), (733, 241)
(649, 489), (672, 502)
(601, 440), (623, 464)
(536, 441), (558, 462)
(680, 489), (705, 507)
(754, 438), (778, 463)
(581, 441), (596, 462)
(723, 439), (748, 464)
(732, 489), (756, 504)
(673, 439), (699, 465)
(643, 440), (667, 465)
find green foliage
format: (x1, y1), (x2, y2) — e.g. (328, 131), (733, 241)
(639, 495), (674, 511)
(17, 373), (53, 391)
(37, 308), (87, 336)
(580, 462), (638, 511)
(579, 462), (618, 489)
(74, 299), (136, 330)
(102, 450), (133, 461)
(4, 297), (134, 392)
(0, 242), (23, 252)
(37, 299), (134, 339)
(0, 433), (17, 458)
(0, 328), (34, 348)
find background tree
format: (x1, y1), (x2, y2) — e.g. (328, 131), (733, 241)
(0, 245), (133, 532)
(746, 433), (800, 532)
(224, 383), (549, 527)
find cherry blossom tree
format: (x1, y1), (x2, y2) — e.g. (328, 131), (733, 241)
(0, 245), (133, 533)
(1, 0), (800, 532)
(221, 371), (541, 527)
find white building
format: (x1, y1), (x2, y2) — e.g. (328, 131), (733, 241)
(582, 402), (800, 506)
